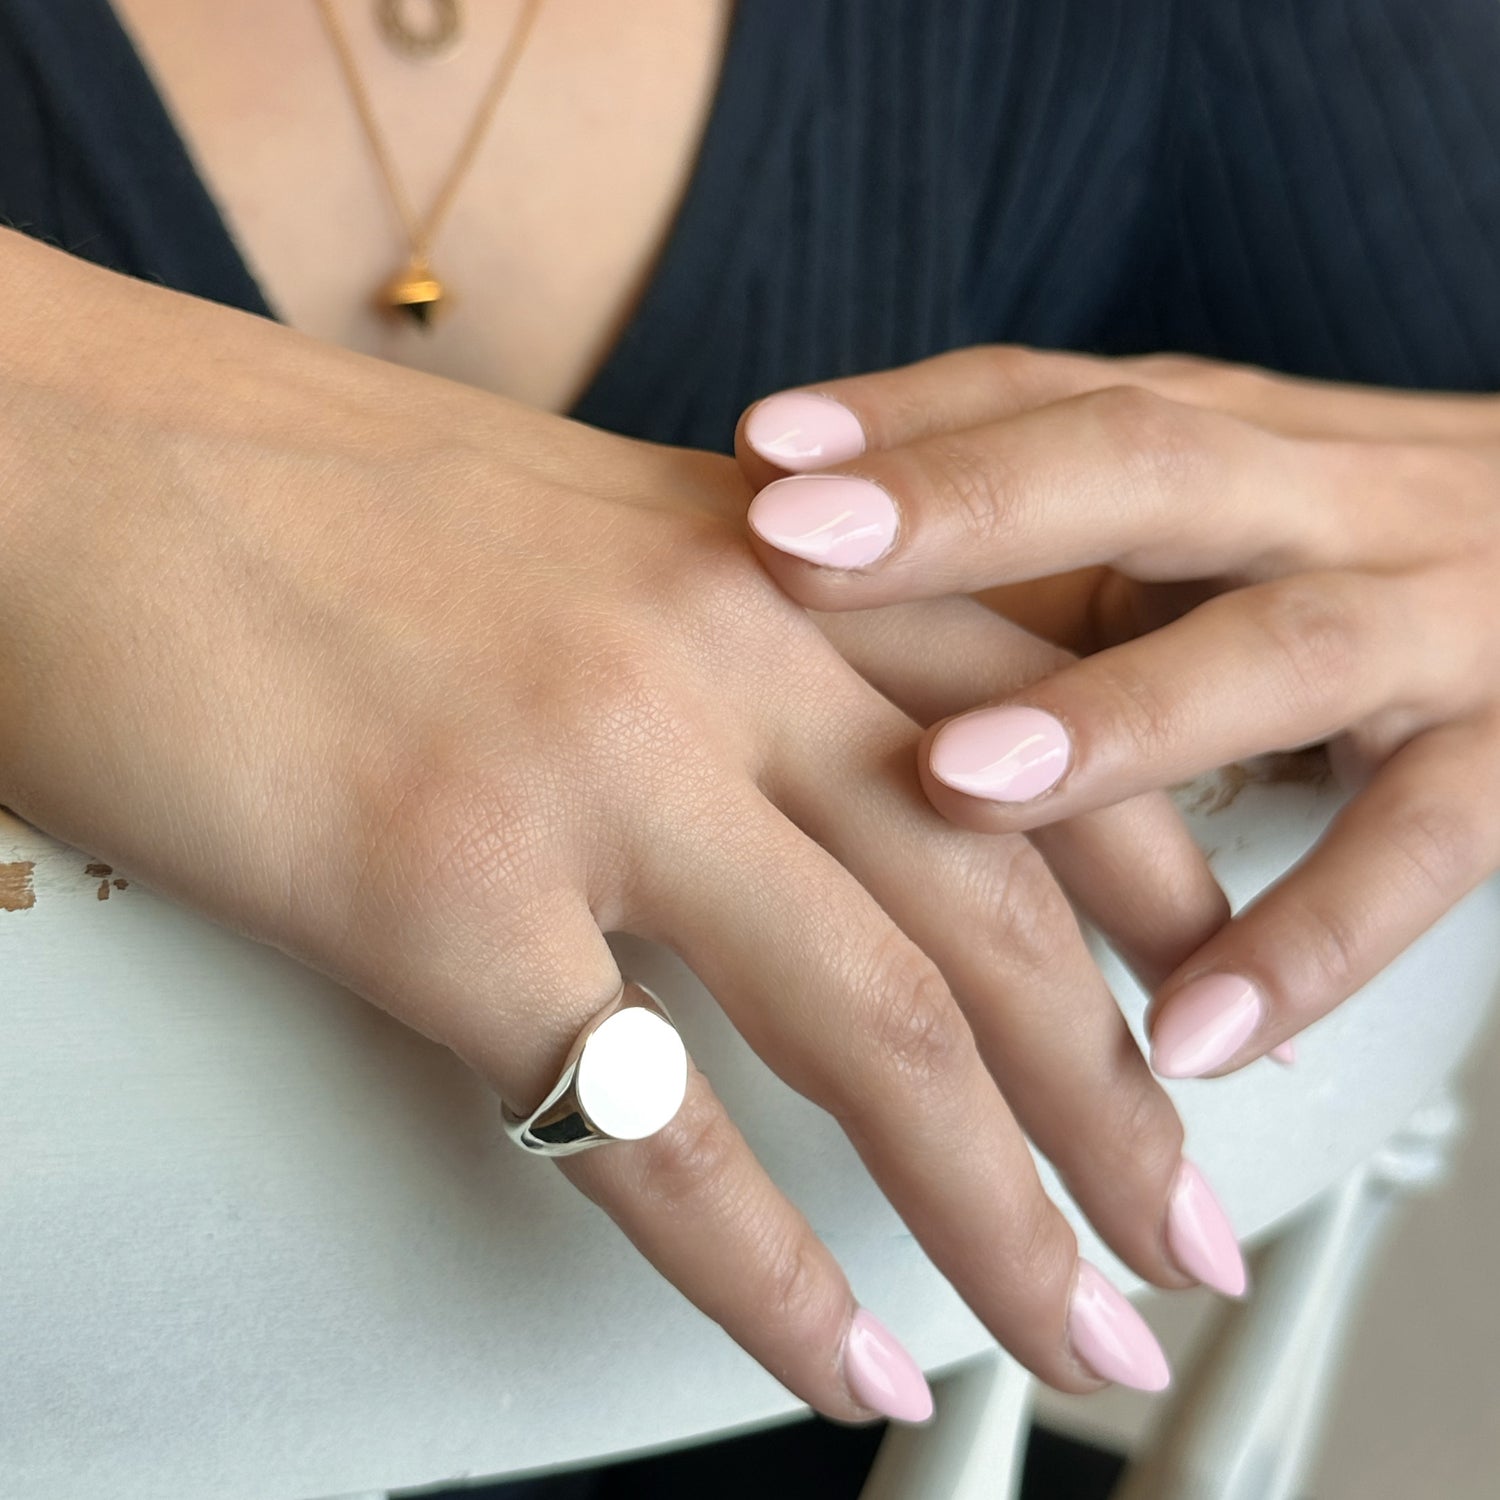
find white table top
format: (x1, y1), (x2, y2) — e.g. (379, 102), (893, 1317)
(2, 766), (1496, 1500)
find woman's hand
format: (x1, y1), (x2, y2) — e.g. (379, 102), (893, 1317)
(0, 234), (1244, 1415)
(738, 347), (1500, 1079)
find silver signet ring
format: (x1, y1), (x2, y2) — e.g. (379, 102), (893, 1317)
(501, 981), (689, 1156)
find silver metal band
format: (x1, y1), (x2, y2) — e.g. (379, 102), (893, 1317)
(501, 980), (688, 1156)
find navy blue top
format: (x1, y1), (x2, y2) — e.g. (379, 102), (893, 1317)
(2, 0), (1499, 455)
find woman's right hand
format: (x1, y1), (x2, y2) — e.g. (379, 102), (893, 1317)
(0, 231), (1236, 1417)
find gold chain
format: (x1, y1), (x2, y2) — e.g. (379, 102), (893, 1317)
(312, 0), (546, 321)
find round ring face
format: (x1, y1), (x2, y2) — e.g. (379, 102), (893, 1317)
(575, 1007), (688, 1141)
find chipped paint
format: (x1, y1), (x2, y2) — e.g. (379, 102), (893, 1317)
(82, 861), (129, 900)
(1181, 749), (1332, 815)
(0, 860), (36, 912)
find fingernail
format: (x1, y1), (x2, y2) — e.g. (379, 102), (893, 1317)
(1151, 974), (1265, 1078)
(748, 474), (898, 568)
(1270, 1039), (1297, 1066)
(1067, 1261), (1171, 1392)
(928, 706), (1071, 802)
(842, 1307), (935, 1423)
(745, 391), (866, 471)
(1166, 1159), (1248, 1298)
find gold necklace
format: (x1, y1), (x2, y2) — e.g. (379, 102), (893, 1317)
(313, 0), (546, 326)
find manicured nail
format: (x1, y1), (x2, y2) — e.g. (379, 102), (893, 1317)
(1269, 1039), (1297, 1067)
(745, 391), (866, 471)
(928, 706), (1071, 802)
(1166, 1160), (1248, 1298)
(842, 1307), (934, 1423)
(748, 474), (898, 568)
(1067, 1261), (1171, 1392)
(1151, 974), (1266, 1079)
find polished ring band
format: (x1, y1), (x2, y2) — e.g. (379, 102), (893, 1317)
(501, 980), (689, 1156)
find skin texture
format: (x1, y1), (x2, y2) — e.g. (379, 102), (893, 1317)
(737, 344), (1500, 1075)
(0, 230), (1243, 1417)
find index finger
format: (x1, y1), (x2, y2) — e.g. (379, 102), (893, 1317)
(744, 386), (1327, 611)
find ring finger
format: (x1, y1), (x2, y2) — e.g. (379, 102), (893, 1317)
(631, 780), (1177, 1393)
(758, 670), (1246, 1302)
(418, 894), (930, 1424)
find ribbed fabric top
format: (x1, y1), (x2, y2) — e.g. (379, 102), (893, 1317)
(2, 0), (1498, 454)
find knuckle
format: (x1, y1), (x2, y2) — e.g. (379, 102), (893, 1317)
(847, 935), (973, 1101)
(757, 1229), (839, 1338)
(1103, 1082), (1185, 1186)
(1083, 382), (1187, 453)
(351, 734), (543, 931)
(1079, 385), (1213, 518)
(1381, 794), (1480, 897)
(1284, 896), (1366, 1002)
(980, 342), (1070, 405)
(999, 1194), (1076, 1302)
(964, 839), (1076, 972)
(1132, 352), (1269, 407)
(920, 434), (1022, 551)
(568, 640), (683, 759)
(1242, 578), (1364, 708)
(1081, 651), (1183, 765)
(634, 1087), (743, 1218)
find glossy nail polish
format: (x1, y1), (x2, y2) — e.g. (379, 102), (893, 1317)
(1151, 974), (1266, 1079)
(1269, 1039), (1297, 1066)
(1166, 1160), (1248, 1298)
(842, 1308), (935, 1423)
(748, 474), (899, 568)
(1067, 1261), (1171, 1392)
(745, 392), (866, 471)
(928, 706), (1071, 802)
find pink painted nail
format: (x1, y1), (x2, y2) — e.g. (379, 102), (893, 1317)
(748, 474), (898, 568)
(928, 706), (1071, 802)
(1166, 1160), (1248, 1298)
(1151, 974), (1265, 1079)
(1067, 1261), (1171, 1392)
(1269, 1039), (1297, 1066)
(842, 1308), (934, 1423)
(745, 392), (866, 471)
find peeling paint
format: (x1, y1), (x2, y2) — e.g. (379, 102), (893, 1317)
(0, 860), (36, 912)
(82, 861), (129, 900)
(1180, 749), (1332, 815)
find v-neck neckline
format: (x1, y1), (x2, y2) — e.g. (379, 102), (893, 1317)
(93, 0), (806, 428)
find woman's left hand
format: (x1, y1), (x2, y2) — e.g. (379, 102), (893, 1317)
(735, 348), (1500, 1079)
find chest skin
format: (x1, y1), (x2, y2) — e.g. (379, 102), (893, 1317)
(108, 0), (736, 413)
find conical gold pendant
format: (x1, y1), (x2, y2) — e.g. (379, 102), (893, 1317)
(380, 258), (446, 326)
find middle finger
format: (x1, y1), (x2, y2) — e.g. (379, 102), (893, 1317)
(759, 663), (1247, 1302)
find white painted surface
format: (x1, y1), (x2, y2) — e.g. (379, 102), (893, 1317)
(2, 764), (1497, 1500)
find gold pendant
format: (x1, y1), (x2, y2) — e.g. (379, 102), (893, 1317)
(380, 257), (446, 327)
